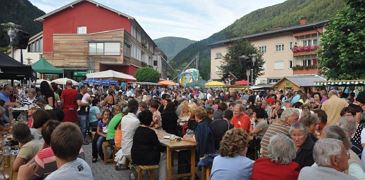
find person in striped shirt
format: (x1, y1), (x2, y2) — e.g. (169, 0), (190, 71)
(260, 108), (300, 157)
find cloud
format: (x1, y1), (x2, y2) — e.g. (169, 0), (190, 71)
(29, 0), (285, 40)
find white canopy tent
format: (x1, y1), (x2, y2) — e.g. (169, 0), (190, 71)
(51, 78), (79, 85)
(86, 70), (136, 81)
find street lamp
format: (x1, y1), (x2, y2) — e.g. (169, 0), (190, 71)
(239, 55), (250, 87)
(250, 54), (257, 85)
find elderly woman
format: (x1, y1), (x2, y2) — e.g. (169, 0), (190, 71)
(299, 138), (357, 180)
(289, 122), (315, 169)
(327, 120), (365, 179)
(299, 113), (319, 142)
(252, 134), (299, 180)
(210, 128), (253, 180)
(20, 88), (37, 106)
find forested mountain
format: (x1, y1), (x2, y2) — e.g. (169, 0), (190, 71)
(154, 37), (195, 61)
(0, 0), (45, 52)
(171, 0), (345, 80)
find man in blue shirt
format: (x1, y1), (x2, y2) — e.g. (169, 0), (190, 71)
(0, 85), (18, 108)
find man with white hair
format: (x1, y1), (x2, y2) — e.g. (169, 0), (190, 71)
(260, 108), (300, 157)
(298, 138), (357, 180)
(322, 90), (348, 125)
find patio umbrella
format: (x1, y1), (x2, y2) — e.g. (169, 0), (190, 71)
(235, 80), (250, 85)
(158, 80), (177, 86)
(36, 79), (50, 85)
(205, 81), (225, 87)
(52, 78), (78, 85)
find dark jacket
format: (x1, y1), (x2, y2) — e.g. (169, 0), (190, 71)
(131, 126), (162, 165)
(294, 135), (315, 170)
(209, 119), (233, 150)
(195, 118), (216, 157)
(161, 111), (179, 136)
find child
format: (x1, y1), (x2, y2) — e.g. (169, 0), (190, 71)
(92, 109), (110, 162)
(18, 122), (93, 180)
(77, 92), (91, 112)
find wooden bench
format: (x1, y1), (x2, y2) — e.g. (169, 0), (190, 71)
(102, 141), (120, 164)
(136, 165), (159, 180)
(201, 166), (211, 180)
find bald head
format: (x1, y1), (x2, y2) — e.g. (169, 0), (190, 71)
(66, 80), (72, 86)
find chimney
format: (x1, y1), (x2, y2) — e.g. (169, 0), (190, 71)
(299, 17), (308, 25)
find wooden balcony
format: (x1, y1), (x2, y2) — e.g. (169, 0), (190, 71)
(292, 65), (320, 75)
(292, 46), (319, 57)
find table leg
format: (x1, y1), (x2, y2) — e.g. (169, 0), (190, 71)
(166, 147), (172, 180)
(190, 148), (196, 180)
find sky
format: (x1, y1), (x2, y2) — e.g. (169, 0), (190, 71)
(29, 0), (286, 41)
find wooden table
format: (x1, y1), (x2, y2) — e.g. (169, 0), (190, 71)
(1, 156), (17, 180)
(155, 129), (196, 180)
(1, 135), (18, 180)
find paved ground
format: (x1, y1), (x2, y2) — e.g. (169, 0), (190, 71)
(83, 144), (131, 180)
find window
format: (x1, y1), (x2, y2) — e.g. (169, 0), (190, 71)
(215, 52), (223, 59)
(313, 39), (318, 46)
(289, 60), (293, 68)
(89, 42), (121, 55)
(290, 42), (293, 49)
(274, 61), (284, 69)
(28, 38), (43, 53)
(303, 40), (308, 46)
(259, 46), (267, 53)
(124, 43), (131, 57)
(302, 59), (312, 67)
(104, 43), (120, 55)
(275, 44), (284, 51)
(77, 26), (87, 34)
(153, 60), (158, 66)
(308, 40), (312, 46)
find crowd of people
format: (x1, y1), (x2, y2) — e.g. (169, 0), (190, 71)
(1, 80), (365, 180)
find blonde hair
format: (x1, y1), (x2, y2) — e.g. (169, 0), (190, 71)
(194, 107), (207, 120)
(219, 128), (249, 157)
(179, 100), (190, 117)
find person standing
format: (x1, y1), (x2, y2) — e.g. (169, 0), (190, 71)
(321, 90), (348, 125)
(39, 81), (55, 108)
(77, 84), (90, 144)
(61, 80), (78, 123)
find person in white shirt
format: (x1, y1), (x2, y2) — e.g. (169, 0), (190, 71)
(120, 99), (140, 167)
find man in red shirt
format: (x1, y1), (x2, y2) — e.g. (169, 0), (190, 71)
(231, 104), (251, 133)
(61, 80), (78, 123)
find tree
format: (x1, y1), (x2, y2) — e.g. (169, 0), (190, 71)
(318, 0), (365, 80)
(220, 40), (264, 82)
(135, 67), (160, 82)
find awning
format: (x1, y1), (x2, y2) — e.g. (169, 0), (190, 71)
(158, 80), (178, 86)
(205, 81), (225, 87)
(0, 53), (35, 80)
(315, 80), (365, 86)
(32, 58), (63, 74)
(86, 70), (136, 81)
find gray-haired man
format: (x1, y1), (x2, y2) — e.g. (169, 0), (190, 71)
(298, 138), (357, 180)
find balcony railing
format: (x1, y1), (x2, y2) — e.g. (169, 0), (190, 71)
(292, 45), (319, 53)
(292, 65), (320, 75)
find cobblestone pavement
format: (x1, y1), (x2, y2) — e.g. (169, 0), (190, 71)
(83, 144), (131, 180)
